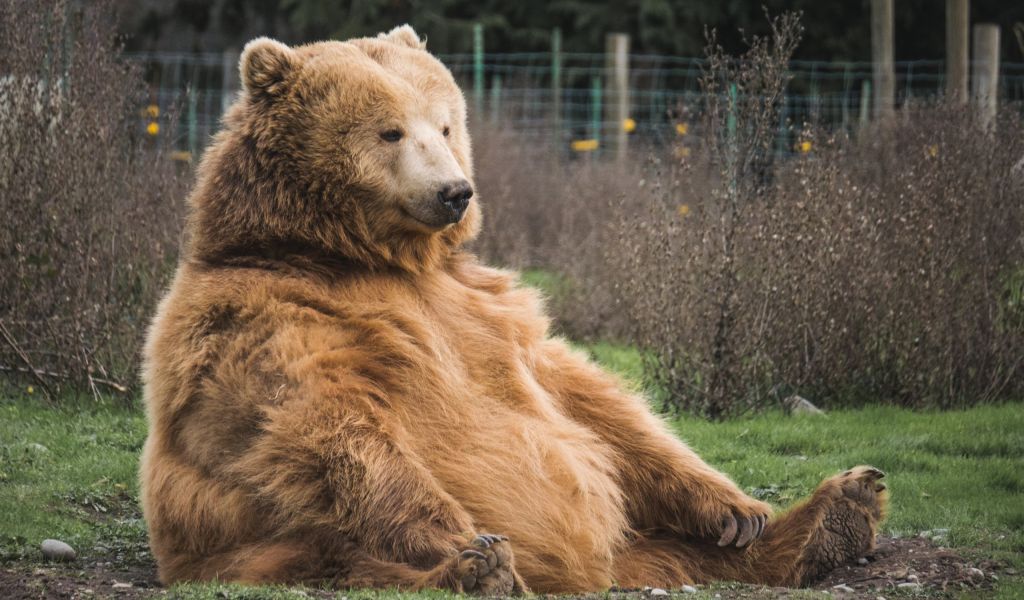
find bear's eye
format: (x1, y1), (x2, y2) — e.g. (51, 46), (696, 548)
(380, 129), (404, 143)
(442, 125), (451, 138)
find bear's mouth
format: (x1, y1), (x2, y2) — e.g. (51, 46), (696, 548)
(399, 204), (460, 231)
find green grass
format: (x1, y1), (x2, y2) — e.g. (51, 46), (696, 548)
(1, 385), (1022, 598)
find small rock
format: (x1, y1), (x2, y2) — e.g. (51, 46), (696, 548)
(967, 567), (984, 580)
(784, 395), (825, 415)
(1005, 568), (1017, 575)
(112, 582), (133, 589)
(876, 596), (887, 600)
(40, 539), (76, 562)
(857, 557), (869, 565)
(681, 585), (697, 594)
(832, 583), (855, 593)
(918, 530), (932, 538)
(28, 443), (49, 453)
(906, 574), (919, 582)
(897, 582), (921, 590)
(650, 588), (668, 596)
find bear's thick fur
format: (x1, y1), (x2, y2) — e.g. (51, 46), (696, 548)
(140, 26), (887, 594)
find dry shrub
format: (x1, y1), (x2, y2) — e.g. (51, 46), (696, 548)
(0, 0), (187, 401)
(472, 127), (640, 338)
(473, 14), (1024, 418)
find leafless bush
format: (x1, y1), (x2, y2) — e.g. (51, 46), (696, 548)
(0, 0), (187, 401)
(472, 128), (640, 338)
(474, 13), (1023, 418)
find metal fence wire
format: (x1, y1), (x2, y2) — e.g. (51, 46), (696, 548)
(127, 50), (1024, 159)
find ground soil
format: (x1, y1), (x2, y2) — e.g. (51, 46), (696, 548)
(0, 536), (1013, 599)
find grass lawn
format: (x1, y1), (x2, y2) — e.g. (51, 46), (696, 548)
(2, 332), (1023, 598)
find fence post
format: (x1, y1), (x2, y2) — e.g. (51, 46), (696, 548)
(871, 0), (895, 119)
(489, 74), (502, 124)
(473, 23), (484, 116)
(971, 24), (1000, 129)
(221, 49), (238, 114)
(187, 85), (198, 160)
(603, 33), (630, 160)
(859, 80), (871, 127)
(590, 76), (602, 146)
(946, 0), (969, 103)
(551, 28), (562, 146)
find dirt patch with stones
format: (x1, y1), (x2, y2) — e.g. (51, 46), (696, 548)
(0, 536), (1015, 599)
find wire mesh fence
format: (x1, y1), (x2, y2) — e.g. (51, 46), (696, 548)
(127, 50), (1024, 160)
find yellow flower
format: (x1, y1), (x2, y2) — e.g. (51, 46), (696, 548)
(622, 118), (636, 133)
(146, 121), (160, 136)
(675, 123), (688, 136)
(570, 139), (599, 152)
(925, 144), (939, 158)
(797, 140), (812, 153)
(26, 385), (34, 394)
(677, 204), (690, 216)
(146, 104), (160, 118)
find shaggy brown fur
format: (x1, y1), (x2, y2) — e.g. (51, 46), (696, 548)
(140, 26), (888, 594)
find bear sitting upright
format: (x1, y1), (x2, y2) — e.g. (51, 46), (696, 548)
(140, 25), (887, 594)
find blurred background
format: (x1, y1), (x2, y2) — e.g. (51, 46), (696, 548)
(1, 0), (1023, 419)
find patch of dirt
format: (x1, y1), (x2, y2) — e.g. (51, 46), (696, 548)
(0, 536), (1014, 599)
(0, 562), (160, 599)
(812, 535), (1002, 597)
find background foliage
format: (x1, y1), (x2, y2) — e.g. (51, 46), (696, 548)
(115, 0), (1024, 61)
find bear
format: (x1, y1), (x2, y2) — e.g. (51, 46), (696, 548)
(139, 25), (887, 594)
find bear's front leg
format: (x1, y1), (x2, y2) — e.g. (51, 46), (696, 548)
(536, 339), (771, 547)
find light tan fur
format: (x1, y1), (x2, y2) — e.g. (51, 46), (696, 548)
(140, 27), (887, 594)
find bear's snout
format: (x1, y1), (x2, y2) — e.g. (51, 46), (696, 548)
(436, 180), (473, 223)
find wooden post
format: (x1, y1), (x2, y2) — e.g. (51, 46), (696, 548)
(472, 23), (484, 116)
(489, 74), (502, 124)
(859, 80), (871, 127)
(591, 76), (602, 145)
(603, 33), (630, 160)
(871, 0), (895, 119)
(187, 85), (198, 160)
(551, 28), (562, 146)
(221, 49), (238, 114)
(946, 0), (969, 103)
(971, 24), (1000, 128)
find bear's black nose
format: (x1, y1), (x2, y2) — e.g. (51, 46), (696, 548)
(437, 180), (474, 221)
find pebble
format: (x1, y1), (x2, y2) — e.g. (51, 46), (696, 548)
(857, 557), (869, 565)
(112, 582), (133, 589)
(681, 585), (697, 594)
(906, 574), (919, 582)
(897, 582), (921, 590)
(40, 539), (76, 561)
(832, 583), (855, 593)
(967, 567), (984, 580)
(650, 588), (668, 596)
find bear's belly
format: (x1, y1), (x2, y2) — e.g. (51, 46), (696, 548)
(405, 392), (629, 591)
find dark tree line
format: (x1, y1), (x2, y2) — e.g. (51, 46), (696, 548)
(116, 0), (1024, 61)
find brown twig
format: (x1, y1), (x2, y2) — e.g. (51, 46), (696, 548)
(0, 364), (129, 394)
(0, 320), (58, 403)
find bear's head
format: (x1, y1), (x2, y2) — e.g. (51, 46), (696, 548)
(186, 25), (480, 273)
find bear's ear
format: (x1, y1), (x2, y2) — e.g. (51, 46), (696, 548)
(378, 24), (426, 50)
(240, 37), (297, 97)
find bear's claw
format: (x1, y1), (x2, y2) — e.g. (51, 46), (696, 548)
(718, 513), (770, 548)
(451, 533), (525, 595)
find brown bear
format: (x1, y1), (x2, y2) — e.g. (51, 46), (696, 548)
(140, 25), (887, 594)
